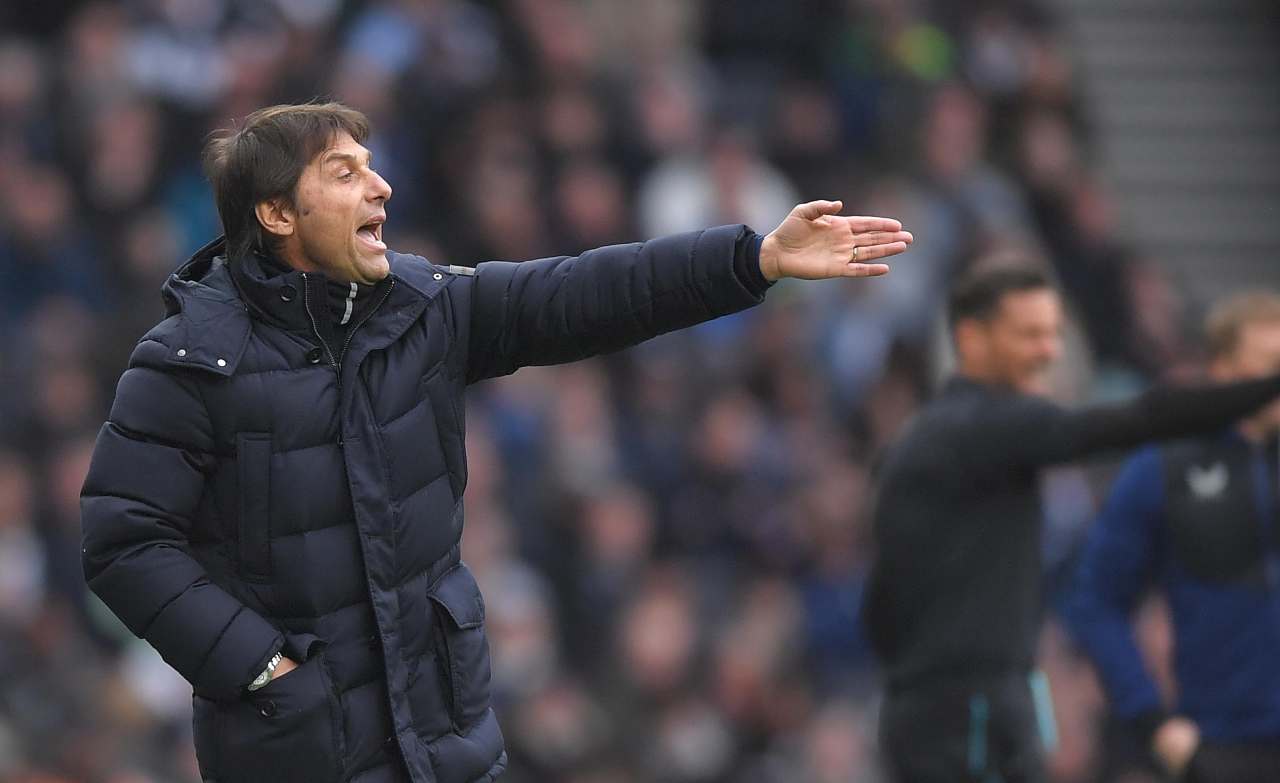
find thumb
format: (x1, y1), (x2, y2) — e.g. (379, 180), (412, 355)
(792, 199), (843, 221)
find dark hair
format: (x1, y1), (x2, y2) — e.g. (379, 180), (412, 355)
(1205, 291), (1280, 359)
(947, 266), (1054, 327)
(202, 101), (370, 264)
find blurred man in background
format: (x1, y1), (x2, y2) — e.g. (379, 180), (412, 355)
(1061, 292), (1280, 783)
(863, 267), (1280, 783)
(78, 101), (910, 783)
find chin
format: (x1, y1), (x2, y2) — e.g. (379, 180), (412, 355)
(1016, 375), (1053, 397)
(358, 254), (391, 283)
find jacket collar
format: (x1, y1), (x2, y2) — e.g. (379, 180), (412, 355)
(228, 244), (325, 338)
(159, 237), (453, 377)
(943, 374), (1026, 400)
(943, 374), (997, 397)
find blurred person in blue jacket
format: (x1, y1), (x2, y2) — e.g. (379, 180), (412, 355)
(1061, 291), (1280, 783)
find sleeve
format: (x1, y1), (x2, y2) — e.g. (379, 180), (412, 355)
(80, 362), (284, 701)
(971, 373), (1280, 471)
(463, 225), (769, 384)
(1057, 447), (1166, 722)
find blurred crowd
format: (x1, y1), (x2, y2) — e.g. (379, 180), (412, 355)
(0, 1), (1215, 781)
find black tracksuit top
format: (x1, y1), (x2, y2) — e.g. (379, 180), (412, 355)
(863, 373), (1280, 689)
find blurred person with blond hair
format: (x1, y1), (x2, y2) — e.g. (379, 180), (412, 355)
(864, 268), (1280, 783)
(1061, 292), (1280, 783)
(78, 101), (912, 783)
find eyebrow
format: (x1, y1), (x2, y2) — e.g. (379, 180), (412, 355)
(322, 150), (373, 168)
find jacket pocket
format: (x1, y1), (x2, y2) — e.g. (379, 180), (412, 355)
(217, 648), (344, 783)
(428, 562), (492, 730)
(237, 433), (272, 581)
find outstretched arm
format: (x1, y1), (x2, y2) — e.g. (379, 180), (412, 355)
(463, 201), (912, 383)
(967, 373), (1280, 472)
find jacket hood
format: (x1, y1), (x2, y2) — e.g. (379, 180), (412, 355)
(154, 236), (251, 377)
(162, 236), (241, 316)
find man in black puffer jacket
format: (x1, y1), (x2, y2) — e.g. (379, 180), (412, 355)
(79, 102), (912, 783)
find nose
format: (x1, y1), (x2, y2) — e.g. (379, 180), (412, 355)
(1042, 335), (1063, 363)
(369, 170), (392, 202)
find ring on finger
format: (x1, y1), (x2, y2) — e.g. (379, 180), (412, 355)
(852, 246), (860, 260)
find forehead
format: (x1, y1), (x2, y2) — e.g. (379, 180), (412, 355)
(1238, 319), (1280, 349)
(995, 287), (1060, 322)
(314, 131), (370, 166)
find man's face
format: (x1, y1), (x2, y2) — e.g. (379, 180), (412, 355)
(961, 288), (1064, 395)
(270, 131), (393, 284)
(1215, 320), (1280, 432)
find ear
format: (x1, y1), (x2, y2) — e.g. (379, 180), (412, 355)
(1207, 354), (1235, 382)
(953, 318), (986, 362)
(255, 198), (295, 239)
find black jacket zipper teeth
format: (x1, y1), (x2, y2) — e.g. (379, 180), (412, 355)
(301, 272), (338, 368)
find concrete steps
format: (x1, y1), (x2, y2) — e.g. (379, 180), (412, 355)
(1047, 0), (1280, 304)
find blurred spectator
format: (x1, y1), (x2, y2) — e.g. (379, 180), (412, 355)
(0, 164), (105, 333)
(639, 126), (798, 237)
(0, 452), (43, 625)
(1061, 293), (1280, 782)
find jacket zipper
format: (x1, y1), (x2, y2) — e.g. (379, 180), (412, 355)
(300, 273), (396, 372)
(1253, 435), (1280, 593)
(338, 279), (395, 368)
(301, 272), (338, 368)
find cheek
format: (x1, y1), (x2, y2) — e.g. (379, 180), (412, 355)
(314, 210), (352, 246)
(995, 334), (1031, 366)
(1257, 397), (1280, 428)
(1015, 338), (1047, 368)
(1258, 350), (1280, 376)
(300, 191), (347, 237)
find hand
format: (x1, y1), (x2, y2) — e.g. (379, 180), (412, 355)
(1152, 716), (1200, 778)
(271, 655), (300, 682)
(759, 200), (912, 282)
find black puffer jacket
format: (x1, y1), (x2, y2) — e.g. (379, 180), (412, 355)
(80, 226), (768, 783)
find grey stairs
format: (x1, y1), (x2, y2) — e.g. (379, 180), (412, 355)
(1048, 0), (1280, 307)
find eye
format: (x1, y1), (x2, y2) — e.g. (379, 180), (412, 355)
(337, 170), (354, 181)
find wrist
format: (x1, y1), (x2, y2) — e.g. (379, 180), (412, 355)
(759, 233), (782, 281)
(1132, 708), (1171, 747)
(247, 650), (284, 692)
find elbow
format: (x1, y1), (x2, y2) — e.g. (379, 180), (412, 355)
(80, 529), (116, 595)
(79, 509), (151, 594)
(1058, 594), (1126, 652)
(80, 542), (97, 588)
(80, 505), (110, 588)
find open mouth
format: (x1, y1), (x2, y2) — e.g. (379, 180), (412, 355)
(356, 218), (386, 252)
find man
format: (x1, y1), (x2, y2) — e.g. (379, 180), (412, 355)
(78, 102), (912, 783)
(1061, 293), (1280, 783)
(861, 267), (1280, 783)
